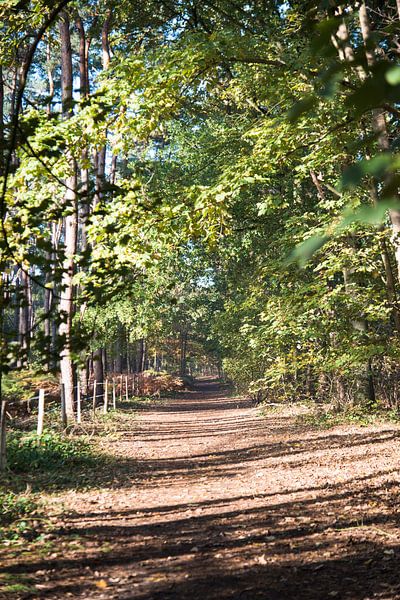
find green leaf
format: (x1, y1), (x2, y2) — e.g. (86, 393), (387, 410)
(386, 66), (400, 86)
(288, 235), (329, 266)
(336, 200), (400, 231)
(340, 154), (395, 190)
(287, 97), (317, 122)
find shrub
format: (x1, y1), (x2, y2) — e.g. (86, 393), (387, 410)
(7, 431), (95, 472)
(0, 492), (38, 528)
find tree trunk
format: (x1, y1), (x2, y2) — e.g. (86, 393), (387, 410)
(17, 268), (31, 368)
(368, 181), (400, 334)
(58, 12), (78, 421)
(358, 3), (400, 283)
(137, 338), (144, 372)
(0, 399), (7, 471)
(180, 331), (188, 377)
(76, 14), (91, 397)
(115, 342), (122, 373)
(93, 347), (104, 404)
(0, 65), (4, 176)
(46, 42), (54, 116)
(89, 14), (112, 376)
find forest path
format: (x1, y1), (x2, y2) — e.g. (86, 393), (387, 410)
(4, 379), (400, 599)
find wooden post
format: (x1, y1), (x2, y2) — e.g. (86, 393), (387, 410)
(112, 378), (116, 410)
(77, 381), (81, 424)
(60, 383), (67, 428)
(0, 400), (7, 471)
(132, 377), (135, 396)
(125, 375), (129, 401)
(120, 374), (123, 403)
(37, 389), (45, 436)
(92, 379), (97, 415)
(103, 379), (108, 414)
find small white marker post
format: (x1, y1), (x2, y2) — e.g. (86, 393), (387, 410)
(103, 379), (108, 414)
(125, 375), (129, 402)
(37, 389), (45, 436)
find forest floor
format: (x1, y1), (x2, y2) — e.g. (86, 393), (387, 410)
(2, 379), (400, 599)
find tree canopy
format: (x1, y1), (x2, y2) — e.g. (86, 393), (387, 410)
(2, 0), (400, 414)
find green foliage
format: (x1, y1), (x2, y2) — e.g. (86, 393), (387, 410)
(2, 0), (400, 417)
(0, 491), (38, 528)
(7, 431), (95, 473)
(300, 404), (400, 429)
(0, 491), (40, 543)
(2, 370), (58, 402)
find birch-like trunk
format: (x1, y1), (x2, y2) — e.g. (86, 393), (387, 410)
(90, 13), (113, 394)
(76, 14), (91, 397)
(59, 12), (78, 420)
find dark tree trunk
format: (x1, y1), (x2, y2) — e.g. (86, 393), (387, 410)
(137, 339), (144, 372)
(17, 268), (31, 368)
(0, 65), (4, 176)
(115, 340), (122, 373)
(179, 331), (188, 377)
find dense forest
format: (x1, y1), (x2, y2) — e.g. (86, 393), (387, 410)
(2, 0), (400, 414)
(1, 1), (400, 598)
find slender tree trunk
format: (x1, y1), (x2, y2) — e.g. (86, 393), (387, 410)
(0, 65), (4, 176)
(49, 222), (61, 370)
(90, 14), (112, 381)
(76, 14), (91, 395)
(358, 3), (400, 283)
(180, 331), (188, 377)
(0, 399), (7, 471)
(17, 268), (31, 368)
(368, 181), (400, 334)
(115, 339), (122, 373)
(44, 234), (53, 369)
(46, 42), (54, 116)
(336, 7), (400, 335)
(141, 339), (147, 372)
(93, 347), (104, 404)
(58, 12), (78, 420)
(343, 263), (375, 405)
(137, 338), (144, 372)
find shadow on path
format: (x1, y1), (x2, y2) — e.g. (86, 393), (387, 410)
(2, 378), (400, 599)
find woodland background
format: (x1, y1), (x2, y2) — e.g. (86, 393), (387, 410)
(2, 0), (400, 422)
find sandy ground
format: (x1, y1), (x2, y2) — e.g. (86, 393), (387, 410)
(2, 379), (400, 599)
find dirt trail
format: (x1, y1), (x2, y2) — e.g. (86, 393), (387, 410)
(4, 380), (400, 599)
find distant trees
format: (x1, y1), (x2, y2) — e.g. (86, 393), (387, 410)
(1, 1), (400, 413)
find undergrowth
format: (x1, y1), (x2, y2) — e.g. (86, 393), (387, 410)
(0, 395), (155, 544)
(0, 431), (96, 543)
(7, 431), (95, 472)
(299, 404), (400, 429)
(0, 491), (40, 542)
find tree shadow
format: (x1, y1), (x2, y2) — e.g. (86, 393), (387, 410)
(3, 469), (400, 599)
(3, 380), (400, 598)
